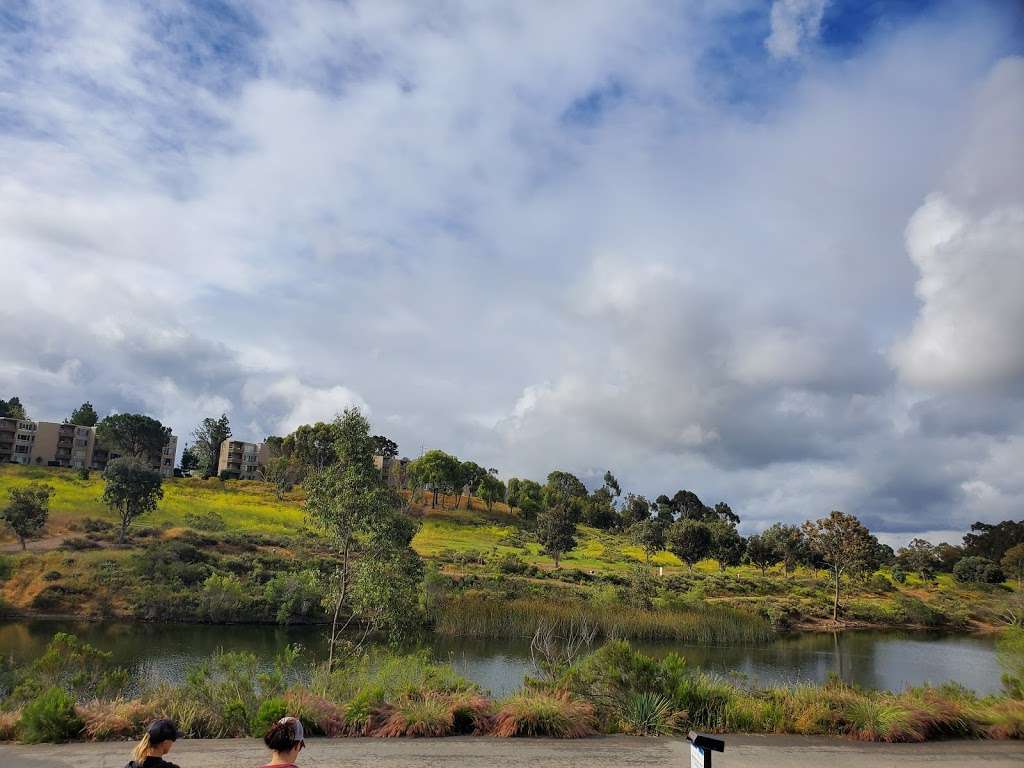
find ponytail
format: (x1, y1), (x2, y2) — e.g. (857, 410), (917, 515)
(131, 732), (152, 763)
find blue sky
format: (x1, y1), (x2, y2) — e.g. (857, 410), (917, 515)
(1, 1), (1022, 545)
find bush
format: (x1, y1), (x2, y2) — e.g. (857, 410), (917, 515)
(20, 687), (83, 743)
(0, 710), (19, 740)
(77, 699), (155, 740)
(497, 554), (528, 574)
(253, 697), (288, 735)
(198, 574), (249, 622)
(953, 557), (1005, 584)
(373, 695), (454, 737)
(184, 512), (227, 532)
(492, 693), (595, 738)
(62, 537), (101, 551)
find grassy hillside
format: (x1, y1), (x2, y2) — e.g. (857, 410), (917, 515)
(0, 464), (1016, 631)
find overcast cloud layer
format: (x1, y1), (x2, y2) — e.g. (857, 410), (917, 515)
(2, 0), (1022, 545)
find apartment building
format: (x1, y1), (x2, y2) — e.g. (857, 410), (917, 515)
(0, 417), (37, 465)
(0, 417), (176, 477)
(217, 439), (272, 480)
(90, 433), (177, 478)
(373, 454), (410, 488)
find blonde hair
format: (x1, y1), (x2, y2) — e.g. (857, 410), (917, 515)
(131, 732), (152, 762)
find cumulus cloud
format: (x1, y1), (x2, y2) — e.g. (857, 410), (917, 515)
(765, 0), (828, 59)
(892, 58), (1024, 394)
(1, 1), (1022, 545)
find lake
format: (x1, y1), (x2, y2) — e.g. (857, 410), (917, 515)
(0, 620), (1004, 696)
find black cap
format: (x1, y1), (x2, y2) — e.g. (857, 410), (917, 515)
(147, 718), (182, 743)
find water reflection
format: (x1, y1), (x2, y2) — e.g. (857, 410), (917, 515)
(0, 620), (1002, 696)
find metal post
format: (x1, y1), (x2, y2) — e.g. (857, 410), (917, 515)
(686, 732), (725, 768)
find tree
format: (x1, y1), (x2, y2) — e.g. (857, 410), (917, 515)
(1001, 543), (1024, 588)
(2, 483), (54, 550)
(179, 444), (200, 474)
(102, 458), (163, 543)
(407, 450), (461, 508)
(508, 478), (542, 520)
(603, 471), (621, 500)
(68, 402), (99, 427)
(260, 455), (302, 499)
(953, 556), (1006, 584)
(542, 471), (587, 521)
(620, 494), (651, 529)
(305, 408), (410, 668)
(458, 461), (488, 508)
(582, 487), (618, 529)
(666, 519), (713, 571)
(506, 477), (522, 515)
(802, 511), (877, 621)
(0, 396), (26, 419)
(709, 520), (745, 570)
(744, 533), (780, 576)
(96, 414), (170, 462)
(476, 473), (505, 512)
(896, 538), (940, 581)
(963, 520), (1024, 563)
(935, 543), (964, 572)
(761, 523), (806, 576)
(283, 422), (340, 474)
(371, 435), (399, 459)
(536, 505), (577, 568)
(631, 518), (666, 563)
(191, 413), (232, 478)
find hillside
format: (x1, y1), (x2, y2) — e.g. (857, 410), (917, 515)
(0, 464), (1016, 631)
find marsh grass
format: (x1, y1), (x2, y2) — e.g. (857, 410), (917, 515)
(434, 594), (774, 644)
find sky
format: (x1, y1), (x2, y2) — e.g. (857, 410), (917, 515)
(1, 0), (1022, 546)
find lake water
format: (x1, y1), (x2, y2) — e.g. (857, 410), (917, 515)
(0, 620), (1004, 696)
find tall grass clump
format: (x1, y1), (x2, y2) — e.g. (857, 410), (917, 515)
(492, 693), (595, 737)
(435, 595), (772, 644)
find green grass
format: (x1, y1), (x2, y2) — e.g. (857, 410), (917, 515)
(0, 465), (305, 537)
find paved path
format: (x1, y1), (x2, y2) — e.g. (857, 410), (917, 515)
(2, 736), (1022, 768)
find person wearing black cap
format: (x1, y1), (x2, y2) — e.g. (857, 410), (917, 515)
(261, 716), (305, 767)
(127, 718), (182, 768)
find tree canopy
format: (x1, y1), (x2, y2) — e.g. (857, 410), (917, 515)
(0, 396), (27, 420)
(96, 413), (170, 462)
(2, 483), (54, 550)
(802, 511), (877, 621)
(68, 401), (99, 427)
(102, 457), (164, 543)
(191, 413), (232, 478)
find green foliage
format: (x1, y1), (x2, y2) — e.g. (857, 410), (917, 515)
(19, 687), (82, 743)
(998, 625), (1024, 699)
(0, 396), (26, 419)
(9, 632), (128, 705)
(102, 457), (163, 543)
(619, 565), (657, 610)
(535, 504), (577, 568)
(199, 573), (249, 622)
(96, 413), (171, 462)
(802, 511), (878, 620)
(191, 414), (232, 478)
(492, 693), (595, 737)
(745, 533), (780, 575)
(953, 556), (1006, 584)
(264, 570), (325, 624)
(184, 511), (226, 531)
(68, 401), (99, 427)
(476, 474), (505, 512)
(2, 482), (54, 549)
(761, 523), (806, 575)
(666, 519), (712, 570)
(1000, 544), (1024, 587)
(630, 518), (665, 562)
(253, 696), (288, 734)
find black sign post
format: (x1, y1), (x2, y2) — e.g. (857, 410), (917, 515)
(686, 731), (725, 768)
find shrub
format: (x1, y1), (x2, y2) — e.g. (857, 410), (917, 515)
(953, 557), (1005, 584)
(42, 570), (62, 581)
(283, 688), (347, 737)
(497, 554), (528, 574)
(20, 687), (83, 743)
(373, 695), (454, 737)
(253, 697), (288, 735)
(619, 692), (680, 735)
(62, 537), (101, 551)
(198, 573), (249, 622)
(0, 710), (20, 741)
(492, 693), (596, 738)
(9, 632), (128, 705)
(447, 692), (495, 734)
(184, 511), (227, 531)
(77, 699), (155, 740)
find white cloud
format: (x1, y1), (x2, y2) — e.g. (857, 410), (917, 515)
(892, 58), (1024, 394)
(243, 376), (369, 436)
(765, 0), (828, 60)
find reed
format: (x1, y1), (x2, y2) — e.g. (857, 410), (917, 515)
(433, 595), (774, 644)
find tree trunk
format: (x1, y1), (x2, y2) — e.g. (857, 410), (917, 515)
(19, 537), (26, 551)
(832, 568), (840, 621)
(327, 541), (351, 673)
(119, 513), (129, 545)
